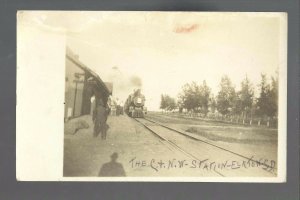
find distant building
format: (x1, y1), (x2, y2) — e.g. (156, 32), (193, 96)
(64, 47), (113, 120)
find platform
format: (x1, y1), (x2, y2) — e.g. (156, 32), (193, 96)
(63, 114), (219, 177)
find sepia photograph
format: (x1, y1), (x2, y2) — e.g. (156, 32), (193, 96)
(16, 11), (287, 181)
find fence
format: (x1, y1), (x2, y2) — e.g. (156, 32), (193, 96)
(159, 111), (278, 128)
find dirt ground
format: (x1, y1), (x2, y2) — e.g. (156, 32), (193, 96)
(63, 113), (278, 177)
(146, 113), (278, 163)
(64, 115), (218, 177)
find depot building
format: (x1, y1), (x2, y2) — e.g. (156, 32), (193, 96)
(64, 47), (112, 121)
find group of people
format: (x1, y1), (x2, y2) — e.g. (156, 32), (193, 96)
(110, 97), (124, 116)
(93, 99), (110, 139)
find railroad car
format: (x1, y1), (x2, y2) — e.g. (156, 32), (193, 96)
(124, 89), (147, 118)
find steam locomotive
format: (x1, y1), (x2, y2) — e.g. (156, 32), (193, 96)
(124, 89), (147, 118)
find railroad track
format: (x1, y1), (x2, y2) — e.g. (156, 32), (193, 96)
(133, 117), (277, 177)
(133, 117), (225, 177)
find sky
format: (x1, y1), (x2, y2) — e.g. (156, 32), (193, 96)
(21, 11), (285, 111)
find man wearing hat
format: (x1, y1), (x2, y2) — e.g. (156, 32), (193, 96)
(93, 99), (108, 139)
(98, 152), (126, 177)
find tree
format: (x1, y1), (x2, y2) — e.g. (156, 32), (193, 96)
(209, 94), (217, 113)
(160, 94), (177, 111)
(231, 93), (242, 115)
(166, 96), (177, 111)
(236, 76), (254, 118)
(216, 75), (236, 115)
(177, 81), (211, 114)
(268, 75), (278, 117)
(199, 80), (211, 116)
(256, 74), (271, 117)
(160, 94), (167, 111)
(178, 82), (201, 112)
(177, 96), (184, 113)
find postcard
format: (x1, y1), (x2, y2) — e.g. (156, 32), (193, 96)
(16, 11), (287, 182)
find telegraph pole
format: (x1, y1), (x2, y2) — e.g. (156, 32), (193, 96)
(73, 73), (84, 117)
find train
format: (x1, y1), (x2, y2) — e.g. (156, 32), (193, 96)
(124, 89), (147, 118)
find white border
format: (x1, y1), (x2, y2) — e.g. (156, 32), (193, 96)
(16, 11), (287, 182)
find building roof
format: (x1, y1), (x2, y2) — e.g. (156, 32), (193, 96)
(66, 47), (112, 95)
(104, 82), (113, 94)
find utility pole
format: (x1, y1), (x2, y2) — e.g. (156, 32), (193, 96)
(73, 73), (85, 117)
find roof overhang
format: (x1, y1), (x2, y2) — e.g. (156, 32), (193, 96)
(66, 50), (111, 95)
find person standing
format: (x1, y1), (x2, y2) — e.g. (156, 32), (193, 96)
(93, 99), (107, 139)
(119, 101), (124, 115)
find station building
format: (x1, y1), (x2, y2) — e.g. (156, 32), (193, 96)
(64, 47), (112, 121)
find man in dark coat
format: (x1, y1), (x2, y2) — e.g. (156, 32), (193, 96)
(93, 99), (108, 139)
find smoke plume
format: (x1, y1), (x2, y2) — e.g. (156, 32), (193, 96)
(129, 75), (142, 88)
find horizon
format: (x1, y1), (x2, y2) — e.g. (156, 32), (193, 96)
(22, 11), (283, 111)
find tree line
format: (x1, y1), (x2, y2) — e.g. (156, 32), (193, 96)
(160, 74), (278, 119)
